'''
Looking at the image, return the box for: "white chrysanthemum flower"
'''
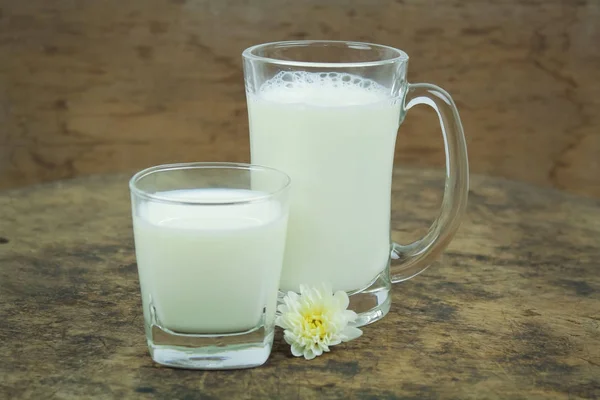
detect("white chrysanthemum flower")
[275,284,363,360]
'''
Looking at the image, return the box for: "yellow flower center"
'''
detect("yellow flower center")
[307,316,322,329]
[304,312,327,340]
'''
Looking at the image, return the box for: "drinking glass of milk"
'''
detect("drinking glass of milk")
[129,162,290,369]
[243,41,469,327]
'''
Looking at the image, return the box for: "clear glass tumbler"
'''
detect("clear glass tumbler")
[129,162,290,369]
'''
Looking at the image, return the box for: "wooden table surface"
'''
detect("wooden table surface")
[1,169,599,399]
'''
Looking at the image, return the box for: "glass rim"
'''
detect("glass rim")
[242,40,409,68]
[129,162,291,206]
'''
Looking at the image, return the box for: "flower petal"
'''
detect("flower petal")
[313,346,323,357]
[341,326,363,341]
[283,331,297,345]
[298,285,310,296]
[333,290,350,310]
[291,342,304,357]
[304,348,316,360]
[342,310,358,323]
[328,336,342,346]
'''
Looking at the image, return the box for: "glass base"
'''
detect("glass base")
[347,267,392,327]
[146,306,274,369]
[277,266,392,328]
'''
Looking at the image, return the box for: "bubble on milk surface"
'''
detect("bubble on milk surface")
[255,71,395,107]
[260,71,387,94]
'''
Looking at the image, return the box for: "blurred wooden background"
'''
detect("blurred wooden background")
[0,0,599,196]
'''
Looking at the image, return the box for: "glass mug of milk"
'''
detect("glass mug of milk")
[243,41,468,326]
[130,163,290,369]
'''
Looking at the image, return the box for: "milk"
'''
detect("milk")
[248,72,402,292]
[132,189,288,334]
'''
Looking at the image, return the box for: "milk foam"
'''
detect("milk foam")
[258,71,391,106]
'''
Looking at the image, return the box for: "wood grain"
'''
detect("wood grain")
[0,169,599,399]
[0,0,599,196]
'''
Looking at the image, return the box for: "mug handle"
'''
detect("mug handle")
[390,83,469,283]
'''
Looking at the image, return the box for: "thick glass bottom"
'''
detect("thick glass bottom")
[148,331,273,369]
[146,305,274,369]
[347,266,392,327]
